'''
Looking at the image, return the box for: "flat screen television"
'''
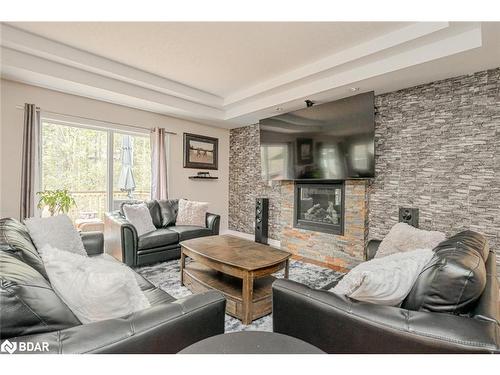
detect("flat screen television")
[260,92,375,180]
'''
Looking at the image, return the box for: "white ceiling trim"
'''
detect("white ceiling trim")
[0,22,491,128]
[1,24,223,107]
[1,47,225,119]
[225,23,483,122]
[223,22,449,106]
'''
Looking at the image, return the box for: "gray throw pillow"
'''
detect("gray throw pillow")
[122,203,156,236]
[25,214,87,257]
[375,223,445,258]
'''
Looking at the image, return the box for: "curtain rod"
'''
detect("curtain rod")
[15,105,177,135]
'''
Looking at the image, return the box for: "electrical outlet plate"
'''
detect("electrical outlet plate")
[399,207,419,228]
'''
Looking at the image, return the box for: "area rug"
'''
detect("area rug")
[135,258,344,332]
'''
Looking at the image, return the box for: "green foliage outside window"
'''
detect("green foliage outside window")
[37,189,77,216]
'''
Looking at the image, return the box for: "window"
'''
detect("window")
[40,118,151,221]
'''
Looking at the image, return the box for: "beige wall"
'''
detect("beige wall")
[0,79,230,230]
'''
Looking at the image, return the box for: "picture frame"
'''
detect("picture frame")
[296,138,314,165]
[183,133,218,170]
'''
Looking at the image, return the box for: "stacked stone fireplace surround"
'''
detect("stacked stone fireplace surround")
[229,68,500,271]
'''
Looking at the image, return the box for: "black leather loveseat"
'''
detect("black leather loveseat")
[0,218,226,354]
[272,230,500,353]
[104,199,220,267]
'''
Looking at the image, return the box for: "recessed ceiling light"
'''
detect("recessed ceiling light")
[350,87,360,92]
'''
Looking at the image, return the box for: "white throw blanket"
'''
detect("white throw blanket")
[332,248,434,306]
[39,244,150,323]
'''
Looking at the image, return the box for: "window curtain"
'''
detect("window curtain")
[20,103,41,219]
[150,127,168,200]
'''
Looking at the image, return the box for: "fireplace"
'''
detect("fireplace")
[293,181,344,235]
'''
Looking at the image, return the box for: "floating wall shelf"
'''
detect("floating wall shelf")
[189,176,219,180]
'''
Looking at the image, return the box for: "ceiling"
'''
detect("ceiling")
[1,22,499,128]
[8,22,410,97]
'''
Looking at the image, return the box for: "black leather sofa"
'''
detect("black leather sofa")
[272,230,500,353]
[104,199,220,267]
[0,218,226,354]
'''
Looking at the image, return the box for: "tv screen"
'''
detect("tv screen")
[260,92,375,180]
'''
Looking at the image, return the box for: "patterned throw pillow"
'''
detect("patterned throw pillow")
[175,199,209,227]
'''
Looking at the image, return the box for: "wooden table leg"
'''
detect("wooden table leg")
[242,272,254,325]
[180,250,186,285]
[284,258,289,279]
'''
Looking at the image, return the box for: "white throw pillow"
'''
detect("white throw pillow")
[332,248,434,306]
[375,222,445,258]
[39,244,150,323]
[25,214,87,257]
[176,199,209,227]
[122,203,156,236]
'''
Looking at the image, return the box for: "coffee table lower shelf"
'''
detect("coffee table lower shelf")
[182,262,275,323]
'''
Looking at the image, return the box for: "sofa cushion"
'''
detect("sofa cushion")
[131,271,175,304]
[138,228,179,249]
[169,225,212,242]
[0,248,81,339]
[402,230,488,314]
[0,218,49,280]
[157,199,179,227]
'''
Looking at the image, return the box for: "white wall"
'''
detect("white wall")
[0,79,230,230]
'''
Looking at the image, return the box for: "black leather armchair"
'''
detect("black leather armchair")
[272,233,500,354]
[104,199,220,267]
[0,218,226,354]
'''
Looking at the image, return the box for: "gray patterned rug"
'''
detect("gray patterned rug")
[135,258,344,332]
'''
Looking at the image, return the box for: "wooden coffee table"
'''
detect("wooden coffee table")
[180,235,291,324]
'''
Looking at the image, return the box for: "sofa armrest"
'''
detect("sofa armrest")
[4,290,226,354]
[104,211,138,266]
[80,231,104,256]
[206,212,220,235]
[272,279,500,354]
[366,239,381,260]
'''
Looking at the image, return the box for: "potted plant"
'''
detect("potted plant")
[37,189,77,216]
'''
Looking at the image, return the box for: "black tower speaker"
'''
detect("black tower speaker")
[255,198,269,244]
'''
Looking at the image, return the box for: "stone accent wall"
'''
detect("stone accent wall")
[229,67,500,269]
[280,180,368,270]
[229,124,282,240]
[370,68,500,258]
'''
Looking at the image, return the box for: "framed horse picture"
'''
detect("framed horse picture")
[183,133,218,170]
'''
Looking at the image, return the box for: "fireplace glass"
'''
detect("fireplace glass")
[294,182,344,235]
